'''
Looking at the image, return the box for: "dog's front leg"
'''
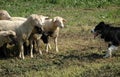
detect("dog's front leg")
[103,44,118,58]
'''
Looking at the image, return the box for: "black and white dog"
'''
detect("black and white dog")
[91,21,120,58]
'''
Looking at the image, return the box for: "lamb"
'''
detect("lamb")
[28,15,49,58]
[0,30,17,47]
[40,16,66,52]
[28,26,43,58]
[0,14,44,59]
[0,10,26,21]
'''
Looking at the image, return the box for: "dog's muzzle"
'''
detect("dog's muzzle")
[91,29,99,39]
[93,32,99,39]
[91,29,95,33]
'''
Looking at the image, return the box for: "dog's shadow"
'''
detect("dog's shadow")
[60,50,120,62]
[83,53,103,60]
[55,50,104,63]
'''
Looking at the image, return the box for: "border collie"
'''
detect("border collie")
[91,21,120,58]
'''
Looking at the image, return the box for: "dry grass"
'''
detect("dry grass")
[0,2,120,76]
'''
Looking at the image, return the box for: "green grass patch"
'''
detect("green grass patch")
[0,0,120,77]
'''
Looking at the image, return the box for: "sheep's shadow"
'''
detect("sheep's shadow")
[0,44,19,60]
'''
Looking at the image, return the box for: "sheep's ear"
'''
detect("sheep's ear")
[30,14,38,20]
[45,17,50,20]
[63,19,67,23]
[0,13,4,16]
[52,18,57,23]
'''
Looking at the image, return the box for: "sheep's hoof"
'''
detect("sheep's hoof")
[56,50,59,52]
[18,57,25,60]
[19,55,22,58]
[48,46,51,50]
[31,56,33,58]
[39,51,42,55]
[22,57,25,60]
[46,50,49,53]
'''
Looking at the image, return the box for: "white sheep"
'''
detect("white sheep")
[0,10,26,21]
[28,15,49,58]
[0,10,49,58]
[0,10,47,57]
[39,16,66,52]
[28,26,42,58]
[0,30,17,47]
[0,14,44,59]
[10,17,27,21]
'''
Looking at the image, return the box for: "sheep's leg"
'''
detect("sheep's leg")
[38,47,42,55]
[21,46,25,59]
[30,40,34,58]
[45,43,49,52]
[21,43,25,59]
[36,39,42,55]
[54,37,58,52]
[19,52,22,58]
[48,43,51,50]
[19,42,25,59]
[45,43,51,52]
[19,43,22,58]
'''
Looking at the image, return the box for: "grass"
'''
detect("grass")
[0,0,120,77]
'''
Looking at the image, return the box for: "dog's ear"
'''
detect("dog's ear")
[100,21,111,28]
[99,21,105,25]
[98,21,106,28]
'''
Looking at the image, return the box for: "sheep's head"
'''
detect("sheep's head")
[39,15,49,24]
[2,30,17,45]
[53,16,66,28]
[0,10,11,20]
[28,14,49,31]
[32,26,43,34]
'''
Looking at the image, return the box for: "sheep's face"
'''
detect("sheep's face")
[39,15,49,25]
[35,15,49,31]
[30,14,49,31]
[32,26,43,34]
[29,14,43,29]
[5,30,17,45]
[0,10,11,20]
[53,16,66,28]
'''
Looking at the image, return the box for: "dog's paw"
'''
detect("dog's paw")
[103,54,109,58]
